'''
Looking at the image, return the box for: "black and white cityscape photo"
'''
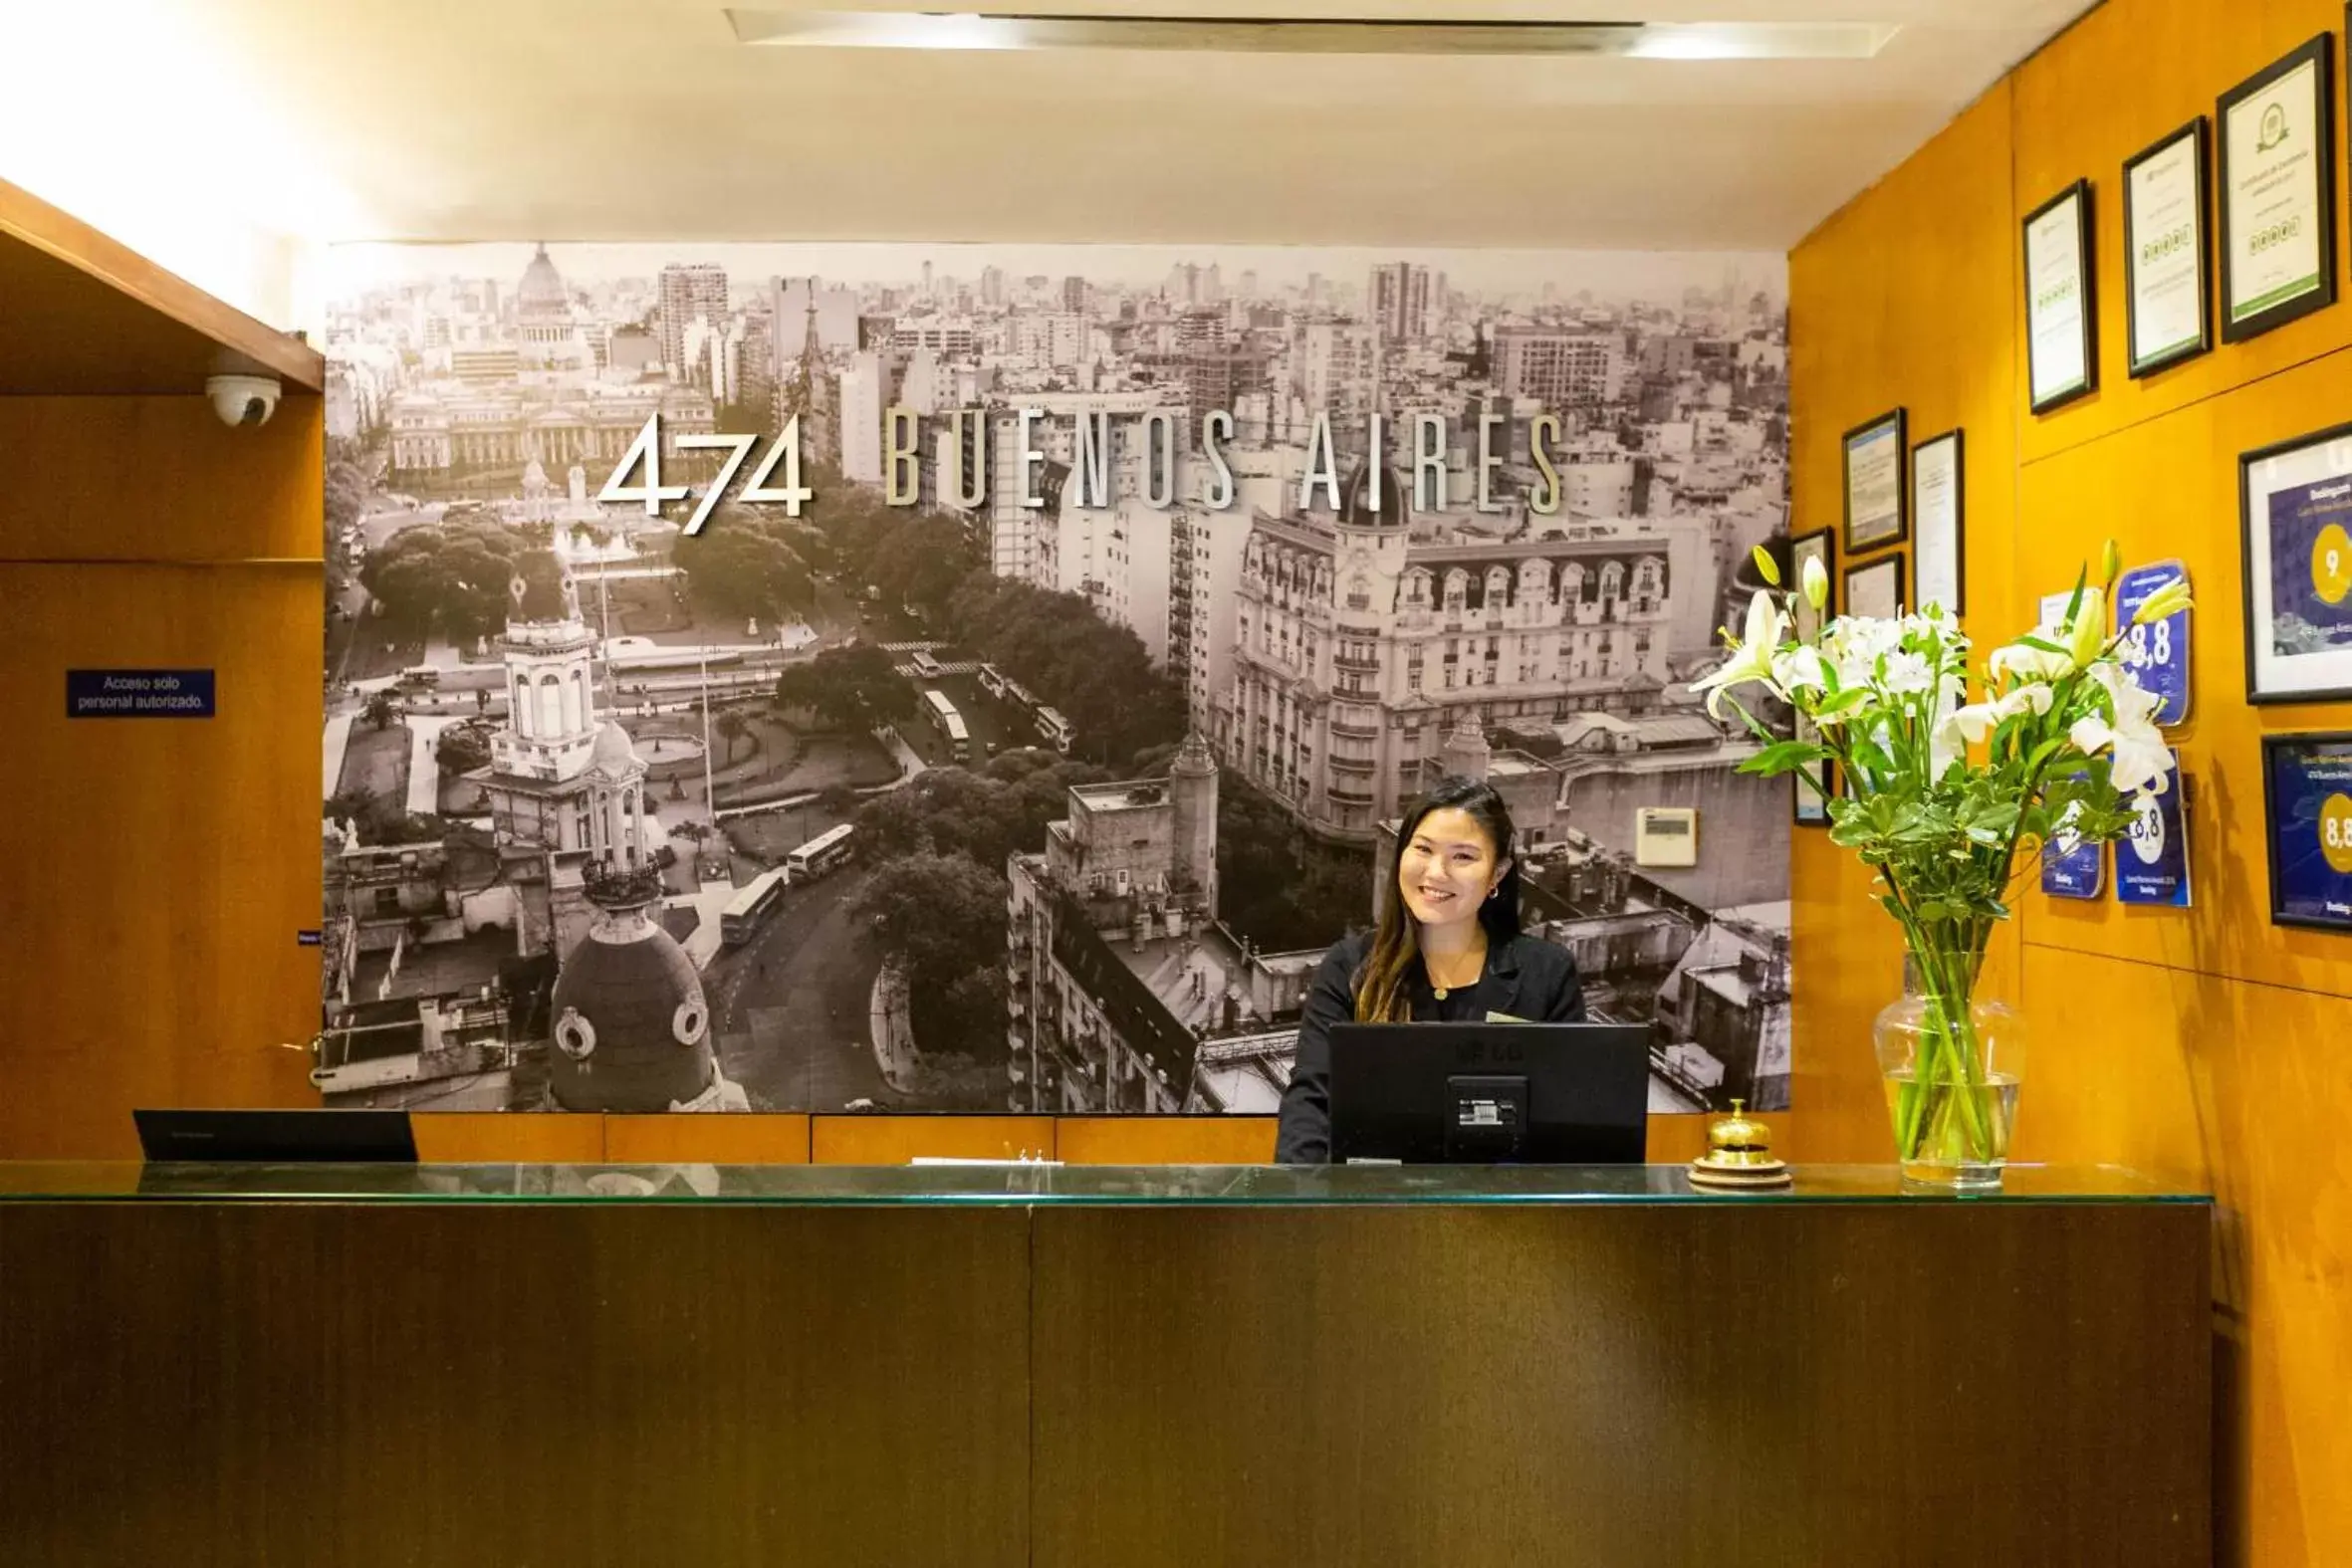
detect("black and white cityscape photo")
[314,241,1791,1117]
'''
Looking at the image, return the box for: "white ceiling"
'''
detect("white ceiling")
[21,0,2094,255]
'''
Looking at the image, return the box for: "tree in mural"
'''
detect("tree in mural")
[774,643,915,733]
[853,851,1017,1060]
[943,573,1186,766]
[673,512,814,622]
[360,517,531,640]
[714,708,751,763]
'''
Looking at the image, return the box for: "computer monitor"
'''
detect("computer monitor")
[1326,1022,1651,1164]
[133,1108,418,1164]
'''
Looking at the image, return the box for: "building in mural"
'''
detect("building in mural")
[1005,733,1321,1114]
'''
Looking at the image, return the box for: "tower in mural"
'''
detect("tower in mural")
[776,275,835,462]
[480,550,653,962]
[1167,729,1220,916]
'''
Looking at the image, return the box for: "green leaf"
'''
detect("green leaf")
[1739,740,1834,777]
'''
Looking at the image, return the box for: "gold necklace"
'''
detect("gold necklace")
[1427,943,1487,1000]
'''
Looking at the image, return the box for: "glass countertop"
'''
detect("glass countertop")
[0,1162,2209,1206]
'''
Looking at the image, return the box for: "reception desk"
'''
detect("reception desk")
[0,1163,2210,1567]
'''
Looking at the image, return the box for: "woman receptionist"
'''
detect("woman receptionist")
[1274,776,1585,1164]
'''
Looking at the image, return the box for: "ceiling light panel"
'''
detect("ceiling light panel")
[723,10,1899,59]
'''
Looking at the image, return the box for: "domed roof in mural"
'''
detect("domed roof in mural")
[517,243,571,319]
[1337,461,1411,530]
[548,908,715,1114]
[588,721,641,776]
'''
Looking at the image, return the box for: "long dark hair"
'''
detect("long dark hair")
[1353,775,1523,1022]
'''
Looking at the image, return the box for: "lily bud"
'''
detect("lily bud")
[2131,576,2193,626]
[1801,553,1829,613]
[2065,586,2108,668]
[2101,539,2122,585]
[1752,544,1781,587]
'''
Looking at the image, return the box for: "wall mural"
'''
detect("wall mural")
[317,241,1791,1116]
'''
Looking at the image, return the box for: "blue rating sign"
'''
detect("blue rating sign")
[2113,560,2192,726]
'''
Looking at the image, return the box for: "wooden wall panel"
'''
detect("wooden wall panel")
[2015,344,2352,998]
[1054,1115,1275,1165]
[2014,948,2351,1564]
[604,1113,811,1164]
[2011,0,2352,466]
[0,173,323,396]
[0,397,322,561]
[0,559,324,1158]
[1791,2,2352,1558]
[409,1113,607,1164]
[812,1115,1056,1165]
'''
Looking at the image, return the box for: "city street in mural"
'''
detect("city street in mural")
[316,241,1790,1116]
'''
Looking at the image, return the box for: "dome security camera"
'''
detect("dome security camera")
[205,373,281,428]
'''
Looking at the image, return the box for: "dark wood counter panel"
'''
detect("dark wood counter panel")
[0,1165,2210,1568]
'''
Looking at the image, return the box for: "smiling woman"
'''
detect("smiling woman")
[1273,775,1588,1164]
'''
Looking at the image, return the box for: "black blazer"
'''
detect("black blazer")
[1273,929,1587,1164]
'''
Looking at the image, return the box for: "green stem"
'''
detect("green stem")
[1887,914,1996,1165]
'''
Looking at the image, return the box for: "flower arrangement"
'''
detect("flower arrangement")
[1696,542,2191,1183]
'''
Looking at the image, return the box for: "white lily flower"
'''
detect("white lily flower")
[2073,665,2172,794]
[1999,682,2055,719]
[1930,690,1998,777]
[1822,615,1902,685]
[1881,650,1935,695]
[1947,701,2006,746]
[1691,587,1787,719]
[1771,644,1827,695]
[1989,640,2073,683]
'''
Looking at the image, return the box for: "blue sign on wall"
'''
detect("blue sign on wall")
[2113,560,2192,726]
[2264,734,2352,931]
[2041,773,2105,900]
[2115,752,2191,907]
[2041,827,2104,899]
[66,669,215,718]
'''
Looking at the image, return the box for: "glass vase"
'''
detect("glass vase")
[1872,945,2025,1191]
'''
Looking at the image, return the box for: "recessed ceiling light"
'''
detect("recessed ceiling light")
[723,10,1900,60]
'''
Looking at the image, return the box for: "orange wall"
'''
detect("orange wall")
[1789,3,2352,1561]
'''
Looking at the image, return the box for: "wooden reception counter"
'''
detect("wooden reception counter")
[0,1163,2210,1567]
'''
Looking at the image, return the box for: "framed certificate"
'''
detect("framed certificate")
[2260,731,2352,931]
[1910,428,1965,617]
[2218,34,2336,342]
[2023,180,2097,413]
[1843,555,1904,621]
[2123,118,2213,375]
[2240,420,2352,702]
[1790,530,1835,642]
[1841,409,1907,555]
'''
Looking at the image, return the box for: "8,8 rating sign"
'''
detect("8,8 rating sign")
[2114,560,2193,726]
